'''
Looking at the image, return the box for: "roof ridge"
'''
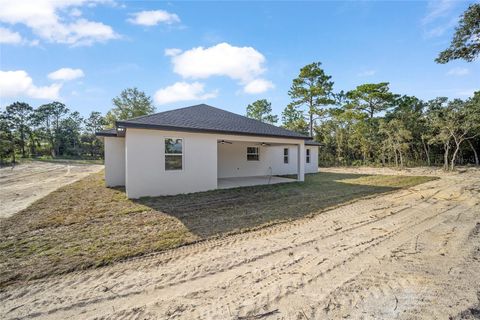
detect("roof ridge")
[115,103,310,139]
[117,104,212,123]
[180,104,294,132]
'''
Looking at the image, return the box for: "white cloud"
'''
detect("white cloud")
[0,27,22,44]
[164,48,182,57]
[166,42,273,93]
[70,8,82,17]
[0,0,119,46]
[0,27,38,46]
[0,70,61,100]
[421,0,459,38]
[127,10,180,26]
[446,67,470,76]
[422,0,455,25]
[243,79,274,94]
[168,43,265,82]
[154,82,217,105]
[357,69,376,77]
[48,68,85,81]
[424,17,457,38]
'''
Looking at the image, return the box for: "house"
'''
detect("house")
[96,104,320,198]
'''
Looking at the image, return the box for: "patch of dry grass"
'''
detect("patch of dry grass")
[0,172,196,287]
[0,171,436,287]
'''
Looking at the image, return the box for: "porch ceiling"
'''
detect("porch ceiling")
[217,139,299,146]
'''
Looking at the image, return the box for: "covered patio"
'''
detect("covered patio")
[217,175,297,189]
[216,136,305,191]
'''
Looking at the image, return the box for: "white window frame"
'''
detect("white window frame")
[247,146,260,161]
[164,137,184,171]
[306,148,311,164]
[283,148,289,164]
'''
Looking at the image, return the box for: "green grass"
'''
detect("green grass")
[2,156,104,166]
[32,156,104,165]
[0,171,436,287]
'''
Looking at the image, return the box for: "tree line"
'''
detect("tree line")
[246,71,479,170]
[0,102,106,164]
[0,88,155,165]
[1,4,478,169]
[246,4,480,170]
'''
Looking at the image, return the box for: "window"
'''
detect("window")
[283,148,289,164]
[165,138,183,170]
[247,147,259,161]
[306,148,311,164]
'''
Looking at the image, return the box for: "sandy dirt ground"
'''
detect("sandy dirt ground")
[0,161,103,219]
[1,167,479,319]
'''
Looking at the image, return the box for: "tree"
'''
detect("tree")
[288,62,335,137]
[84,111,106,134]
[32,103,56,156]
[346,83,398,119]
[387,96,429,165]
[0,101,109,160]
[466,91,480,166]
[379,119,412,167]
[246,99,278,124]
[0,111,15,164]
[425,97,480,170]
[281,104,309,135]
[49,102,69,156]
[106,88,155,127]
[31,102,72,157]
[446,96,480,170]
[427,97,452,170]
[5,102,33,158]
[436,4,480,63]
[59,111,83,156]
[84,112,106,157]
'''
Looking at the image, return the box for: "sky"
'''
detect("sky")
[0,0,479,119]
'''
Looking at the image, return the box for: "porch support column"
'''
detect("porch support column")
[297,142,305,181]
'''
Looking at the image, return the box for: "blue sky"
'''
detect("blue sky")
[1,0,478,119]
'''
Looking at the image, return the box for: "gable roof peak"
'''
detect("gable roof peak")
[115,103,310,140]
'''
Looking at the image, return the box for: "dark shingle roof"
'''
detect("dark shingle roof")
[305,140,322,146]
[95,128,118,137]
[116,104,310,140]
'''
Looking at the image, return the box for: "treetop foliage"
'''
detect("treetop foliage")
[106,87,155,127]
[345,82,399,119]
[288,62,336,136]
[246,99,278,124]
[436,3,480,63]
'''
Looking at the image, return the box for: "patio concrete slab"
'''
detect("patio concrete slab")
[217,175,296,189]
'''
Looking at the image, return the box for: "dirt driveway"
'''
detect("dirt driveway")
[0,161,103,218]
[1,167,479,319]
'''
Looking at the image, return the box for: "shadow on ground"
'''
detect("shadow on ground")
[135,172,412,238]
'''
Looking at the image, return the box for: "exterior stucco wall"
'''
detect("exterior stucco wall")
[267,146,299,176]
[122,128,307,198]
[217,139,309,178]
[305,146,319,173]
[218,142,273,178]
[268,146,318,175]
[104,137,125,187]
[125,128,218,198]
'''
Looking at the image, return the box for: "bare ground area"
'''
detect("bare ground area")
[0,170,433,286]
[0,160,103,218]
[1,167,479,319]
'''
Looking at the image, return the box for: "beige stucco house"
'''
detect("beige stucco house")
[97,104,320,198]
